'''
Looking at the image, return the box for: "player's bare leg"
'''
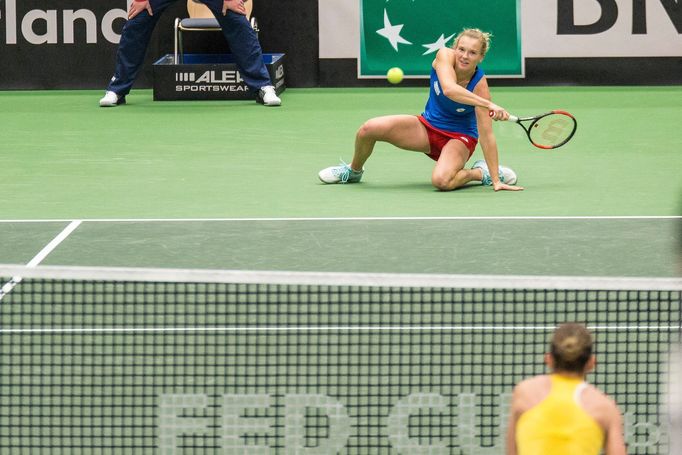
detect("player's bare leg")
[350,115,429,171]
[319,115,429,184]
[431,139,476,191]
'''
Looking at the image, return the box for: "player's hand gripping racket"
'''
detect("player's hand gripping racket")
[492,110,577,149]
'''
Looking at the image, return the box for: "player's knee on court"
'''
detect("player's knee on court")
[431,170,456,191]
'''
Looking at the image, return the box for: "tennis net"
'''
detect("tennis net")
[1,265,681,454]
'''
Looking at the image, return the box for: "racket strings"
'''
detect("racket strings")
[529,114,576,148]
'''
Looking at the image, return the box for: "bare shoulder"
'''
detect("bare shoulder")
[512,375,551,414]
[581,384,623,426]
[519,374,549,387]
[584,384,618,408]
[436,47,455,59]
[433,47,456,66]
[514,375,550,397]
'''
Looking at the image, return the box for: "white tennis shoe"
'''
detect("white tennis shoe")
[99,91,125,107]
[258,86,281,106]
[472,160,517,186]
[318,163,364,184]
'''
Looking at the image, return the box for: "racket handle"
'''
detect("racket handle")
[488,110,518,122]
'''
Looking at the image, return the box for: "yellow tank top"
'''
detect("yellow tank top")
[516,374,605,455]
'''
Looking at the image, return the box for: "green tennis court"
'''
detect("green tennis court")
[1,87,681,454]
[1,87,681,275]
[0,217,679,277]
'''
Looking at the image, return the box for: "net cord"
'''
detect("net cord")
[1,264,680,291]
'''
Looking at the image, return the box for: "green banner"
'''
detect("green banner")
[360,0,522,78]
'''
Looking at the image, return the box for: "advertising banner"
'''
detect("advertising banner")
[523,0,682,57]
[152,53,285,101]
[0,0,184,89]
[359,0,522,78]
[0,0,127,88]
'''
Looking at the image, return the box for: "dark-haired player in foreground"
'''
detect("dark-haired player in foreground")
[506,323,626,455]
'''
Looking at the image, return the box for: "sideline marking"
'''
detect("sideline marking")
[0,220,82,301]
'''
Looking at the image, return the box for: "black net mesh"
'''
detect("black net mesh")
[0,275,679,454]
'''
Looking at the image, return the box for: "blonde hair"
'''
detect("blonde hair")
[550,323,593,373]
[452,28,492,56]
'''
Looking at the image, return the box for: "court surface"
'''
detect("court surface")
[1,87,681,276]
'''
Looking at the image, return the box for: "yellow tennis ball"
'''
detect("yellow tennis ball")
[387,67,404,84]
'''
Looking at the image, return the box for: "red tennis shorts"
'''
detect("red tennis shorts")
[417,115,478,162]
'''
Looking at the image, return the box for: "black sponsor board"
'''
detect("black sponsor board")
[153,53,285,101]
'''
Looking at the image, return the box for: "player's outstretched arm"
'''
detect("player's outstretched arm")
[604,400,627,455]
[474,84,523,191]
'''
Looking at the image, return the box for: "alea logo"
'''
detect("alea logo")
[0,0,127,45]
[174,70,249,93]
[175,70,245,84]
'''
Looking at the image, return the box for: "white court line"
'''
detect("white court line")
[0,325,680,334]
[0,216,680,223]
[0,220,81,301]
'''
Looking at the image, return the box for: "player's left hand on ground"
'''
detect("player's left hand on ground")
[128,0,153,19]
[493,181,524,192]
[223,0,247,15]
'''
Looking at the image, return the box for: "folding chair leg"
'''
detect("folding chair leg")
[178,30,184,64]
[174,18,180,64]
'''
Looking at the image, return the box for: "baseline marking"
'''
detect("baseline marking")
[0,216,680,223]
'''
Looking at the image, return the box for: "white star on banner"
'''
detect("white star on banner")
[422,33,455,55]
[376,9,412,52]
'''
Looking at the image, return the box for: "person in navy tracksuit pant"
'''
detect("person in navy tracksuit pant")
[100,0,281,106]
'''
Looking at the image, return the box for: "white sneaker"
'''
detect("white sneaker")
[471,160,517,185]
[318,163,364,184]
[99,91,124,107]
[258,85,281,106]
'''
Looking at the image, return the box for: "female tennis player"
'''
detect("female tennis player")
[318,28,523,191]
[506,323,626,455]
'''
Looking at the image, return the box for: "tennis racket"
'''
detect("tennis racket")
[492,110,577,149]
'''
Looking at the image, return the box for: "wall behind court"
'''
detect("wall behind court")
[0,0,680,89]
[0,0,180,89]
[0,0,316,90]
